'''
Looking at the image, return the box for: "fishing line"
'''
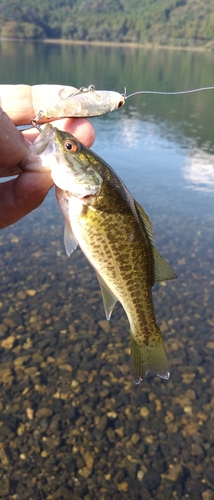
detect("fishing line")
[125,86,214,99]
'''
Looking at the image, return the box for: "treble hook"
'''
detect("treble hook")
[31,114,43,132]
[59,84,96,101]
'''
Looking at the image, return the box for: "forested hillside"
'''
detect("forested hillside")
[0,0,213,48]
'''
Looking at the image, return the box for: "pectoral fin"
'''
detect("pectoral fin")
[64,222,79,257]
[134,199,176,284]
[96,273,117,321]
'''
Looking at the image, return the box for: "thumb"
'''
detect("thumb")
[0,107,29,175]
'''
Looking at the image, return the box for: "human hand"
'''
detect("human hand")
[0,85,95,229]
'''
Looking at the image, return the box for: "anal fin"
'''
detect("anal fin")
[96,273,117,321]
[64,222,79,257]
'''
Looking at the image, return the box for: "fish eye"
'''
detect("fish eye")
[118,100,124,108]
[64,140,78,152]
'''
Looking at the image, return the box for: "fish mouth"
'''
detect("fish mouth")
[78,193,95,204]
[65,191,95,201]
[81,194,93,200]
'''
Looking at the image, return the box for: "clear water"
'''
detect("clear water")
[0,41,214,500]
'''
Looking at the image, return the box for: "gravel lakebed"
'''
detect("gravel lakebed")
[0,198,214,500]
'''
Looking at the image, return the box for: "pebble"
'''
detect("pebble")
[17,291,27,300]
[181,373,196,383]
[107,411,117,419]
[17,423,26,436]
[26,289,37,296]
[162,463,184,482]
[140,407,150,418]
[42,436,61,448]
[98,319,111,333]
[202,490,214,500]
[164,410,174,423]
[36,407,53,419]
[3,317,16,328]
[205,468,214,486]
[26,408,34,420]
[206,342,214,349]
[83,451,94,469]
[137,470,145,481]
[131,432,140,444]
[52,485,72,499]
[143,469,161,490]
[1,336,15,349]
[0,446,10,466]
[117,481,129,492]
[155,399,162,411]
[191,442,204,456]
[0,478,10,495]
[58,363,72,372]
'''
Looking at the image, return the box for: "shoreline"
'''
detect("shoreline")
[0,36,212,52]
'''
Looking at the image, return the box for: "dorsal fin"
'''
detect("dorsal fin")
[134,200,154,241]
[134,200,176,284]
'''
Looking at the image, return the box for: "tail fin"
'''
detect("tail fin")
[131,327,170,384]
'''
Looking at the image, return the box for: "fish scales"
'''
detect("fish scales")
[71,185,157,347]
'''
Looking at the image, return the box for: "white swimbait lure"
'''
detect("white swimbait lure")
[32,84,126,124]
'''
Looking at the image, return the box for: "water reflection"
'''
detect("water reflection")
[183,149,214,192]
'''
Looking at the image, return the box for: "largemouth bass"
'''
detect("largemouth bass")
[23,124,176,384]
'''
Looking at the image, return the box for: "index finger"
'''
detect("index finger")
[0,84,78,126]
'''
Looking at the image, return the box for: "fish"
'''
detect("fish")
[22,124,176,383]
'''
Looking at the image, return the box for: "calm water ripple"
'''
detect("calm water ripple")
[0,41,214,500]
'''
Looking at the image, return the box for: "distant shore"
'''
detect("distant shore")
[0,36,212,52]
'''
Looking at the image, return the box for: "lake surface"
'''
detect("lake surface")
[0,40,214,500]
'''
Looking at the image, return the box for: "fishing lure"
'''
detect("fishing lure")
[32,84,126,125]
[31,83,214,125]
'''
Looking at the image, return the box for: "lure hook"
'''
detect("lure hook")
[59,84,96,101]
[31,114,43,132]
